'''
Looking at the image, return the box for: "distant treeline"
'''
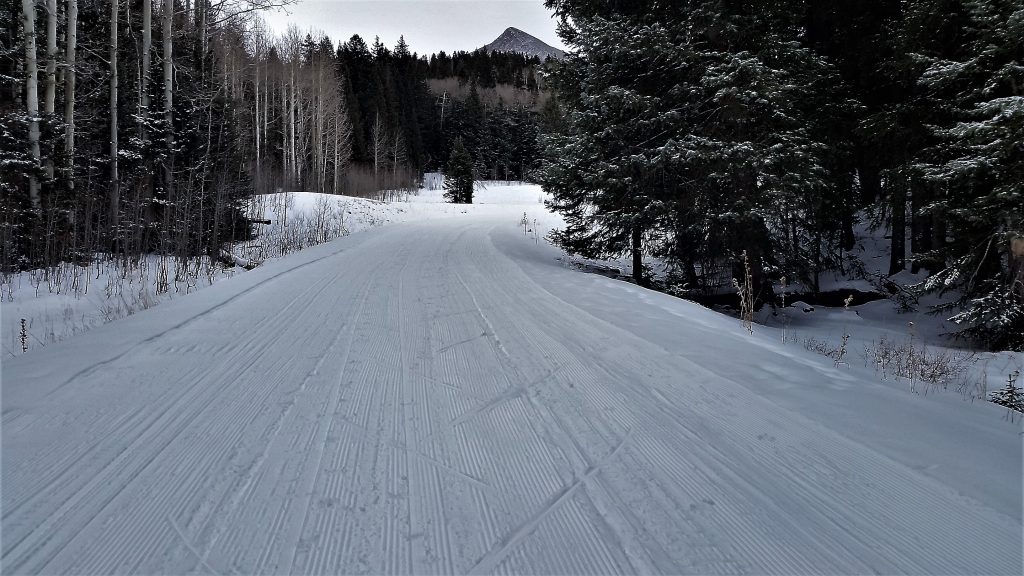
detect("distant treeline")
[1,0,559,270]
[332,35,557,180]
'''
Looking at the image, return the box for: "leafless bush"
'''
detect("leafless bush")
[861,336,977,394]
[240,196,352,264]
[804,336,845,360]
[733,250,754,334]
[426,78,545,109]
[19,319,28,353]
[342,164,417,201]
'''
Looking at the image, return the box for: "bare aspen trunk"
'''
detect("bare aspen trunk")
[391,133,403,182]
[313,69,320,190]
[296,82,303,187]
[254,59,260,186]
[163,0,173,207]
[135,0,153,230]
[44,0,56,182]
[289,66,296,186]
[281,78,287,182]
[140,0,150,132]
[372,112,383,183]
[44,0,56,114]
[198,0,207,67]
[22,0,42,213]
[317,69,325,191]
[109,0,119,234]
[333,114,339,192]
[64,0,76,192]
[262,61,268,181]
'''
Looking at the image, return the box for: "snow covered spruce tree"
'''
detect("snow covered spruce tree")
[908,0,1023,350]
[444,137,475,204]
[543,0,850,294]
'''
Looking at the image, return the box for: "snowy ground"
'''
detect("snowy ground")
[1,183,553,357]
[2,183,1022,574]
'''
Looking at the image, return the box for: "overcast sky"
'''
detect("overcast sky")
[262,1,566,56]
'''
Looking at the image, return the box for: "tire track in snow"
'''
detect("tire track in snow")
[468,432,631,575]
[43,269,357,574]
[33,242,361,401]
[453,254,634,573]
[497,225,1021,574]
[4,217,1020,575]
[3,266,343,527]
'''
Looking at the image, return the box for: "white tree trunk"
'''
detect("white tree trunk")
[333,114,339,192]
[198,0,207,64]
[289,66,296,185]
[163,0,173,204]
[372,112,385,184]
[262,61,268,179]
[44,0,56,115]
[254,59,260,185]
[64,0,76,192]
[140,0,150,136]
[109,0,119,231]
[281,78,287,182]
[43,0,57,182]
[316,66,324,191]
[22,0,42,213]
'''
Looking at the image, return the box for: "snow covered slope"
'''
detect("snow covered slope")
[2,185,1021,575]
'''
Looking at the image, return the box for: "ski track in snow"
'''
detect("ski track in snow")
[3,208,1022,575]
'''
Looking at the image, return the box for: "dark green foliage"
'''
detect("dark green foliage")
[427,49,543,89]
[444,138,475,204]
[543,0,1023,350]
[543,1,852,294]
[336,36,549,178]
[911,0,1024,348]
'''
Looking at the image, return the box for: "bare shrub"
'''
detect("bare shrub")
[20,319,28,353]
[861,336,977,393]
[732,250,754,334]
[804,336,844,360]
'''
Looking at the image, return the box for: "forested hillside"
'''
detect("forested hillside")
[1,2,552,272]
[5,0,1018,350]
[543,0,1023,350]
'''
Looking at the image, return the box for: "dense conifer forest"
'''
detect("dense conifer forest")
[542,0,1022,349]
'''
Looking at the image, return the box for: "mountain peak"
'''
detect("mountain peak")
[484,28,565,60]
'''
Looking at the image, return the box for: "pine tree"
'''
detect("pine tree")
[910,0,1024,349]
[990,371,1023,413]
[543,1,845,292]
[444,137,474,204]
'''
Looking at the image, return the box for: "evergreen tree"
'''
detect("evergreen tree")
[543,1,846,292]
[990,370,1022,413]
[911,0,1024,349]
[444,137,475,204]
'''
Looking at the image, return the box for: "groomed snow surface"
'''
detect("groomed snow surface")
[2,184,1022,575]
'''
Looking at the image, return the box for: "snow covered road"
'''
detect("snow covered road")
[3,209,1022,574]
